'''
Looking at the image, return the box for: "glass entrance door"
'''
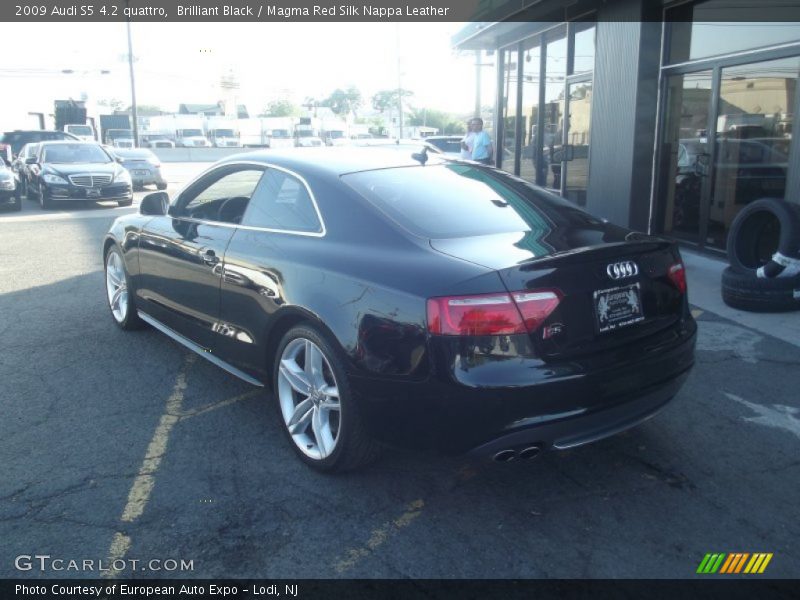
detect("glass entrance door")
[660,70,714,243]
[562,80,593,206]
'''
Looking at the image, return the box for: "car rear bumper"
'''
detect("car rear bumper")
[351,319,696,456]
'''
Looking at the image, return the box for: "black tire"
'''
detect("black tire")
[39,186,53,210]
[117,198,133,207]
[721,267,800,312]
[272,324,381,473]
[104,245,145,330]
[156,182,167,191]
[726,198,800,276]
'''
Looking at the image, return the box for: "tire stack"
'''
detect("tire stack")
[722,198,800,312]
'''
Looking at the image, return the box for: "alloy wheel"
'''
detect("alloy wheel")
[105,251,128,323]
[277,338,341,460]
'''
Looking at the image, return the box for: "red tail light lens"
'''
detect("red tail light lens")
[427,290,561,336]
[668,262,687,294]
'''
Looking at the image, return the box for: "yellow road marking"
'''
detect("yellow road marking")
[334,499,424,573]
[179,390,260,420]
[122,355,195,522]
[103,355,195,578]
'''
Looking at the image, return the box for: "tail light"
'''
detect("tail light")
[427,290,561,336]
[668,262,687,294]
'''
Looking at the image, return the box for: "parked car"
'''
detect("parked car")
[11,143,38,198]
[141,135,176,149]
[102,148,696,472]
[0,129,79,159]
[26,141,133,209]
[423,135,463,157]
[0,157,21,211]
[109,147,167,191]
[104,129,135,149]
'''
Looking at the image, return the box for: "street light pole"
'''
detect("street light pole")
[125,1,139,147]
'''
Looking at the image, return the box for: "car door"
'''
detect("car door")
[215,166,325,380]
[137,164,266,350]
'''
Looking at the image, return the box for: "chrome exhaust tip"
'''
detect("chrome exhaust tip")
[493,449,517,462]
[518,445,542,460]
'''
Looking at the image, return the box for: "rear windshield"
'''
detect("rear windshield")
[343,164,574,239]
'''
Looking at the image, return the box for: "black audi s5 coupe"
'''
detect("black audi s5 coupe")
[27,141,133,209]
[103,149,696,472]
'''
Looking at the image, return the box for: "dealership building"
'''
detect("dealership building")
[453,0,800,253]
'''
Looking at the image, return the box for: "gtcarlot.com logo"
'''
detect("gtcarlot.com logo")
[697,552,773,574]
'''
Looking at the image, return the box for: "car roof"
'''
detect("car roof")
[217,147,451,176]
[39,140,101,146]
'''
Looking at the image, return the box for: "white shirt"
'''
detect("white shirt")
[460,131,476,159]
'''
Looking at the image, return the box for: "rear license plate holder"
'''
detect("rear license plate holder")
[594,282,644,333]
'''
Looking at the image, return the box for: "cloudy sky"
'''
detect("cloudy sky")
[0,22,497,129]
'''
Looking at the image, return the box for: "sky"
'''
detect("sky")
[0,22,497,130]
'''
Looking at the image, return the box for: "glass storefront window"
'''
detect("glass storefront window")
[668,1,800,64]
[571,23,595,75]
[520,42,541,184]
[544,31,566,189]
[707,56,798,248]
[501,48,519,171]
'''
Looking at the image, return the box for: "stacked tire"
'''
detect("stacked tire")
[723,198,800,312]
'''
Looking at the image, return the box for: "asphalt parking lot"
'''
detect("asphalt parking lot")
[1,162,798,579]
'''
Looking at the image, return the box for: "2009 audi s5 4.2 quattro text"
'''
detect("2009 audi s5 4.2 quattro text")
[102,148,696,472]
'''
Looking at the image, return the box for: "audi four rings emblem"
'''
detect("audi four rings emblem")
[607,261,639,280]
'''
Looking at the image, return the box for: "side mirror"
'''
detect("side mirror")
[140,191,169,216]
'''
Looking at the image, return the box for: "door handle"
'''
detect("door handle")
[202,249,219,266]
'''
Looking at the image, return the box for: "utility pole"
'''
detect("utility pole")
[395,24,404,139]
[474,50,481,118]
[125,0,139,147]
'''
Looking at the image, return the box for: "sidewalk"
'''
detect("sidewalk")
[682,249,800,348]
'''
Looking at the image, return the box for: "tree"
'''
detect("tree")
[126,104,164,116]
[409,108,467,135]
[324,86,362,117]
[97,98,125,112]
[371,89,413,113]
[259,100,299,118]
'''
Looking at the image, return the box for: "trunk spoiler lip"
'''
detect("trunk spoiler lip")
[506,239,676,272]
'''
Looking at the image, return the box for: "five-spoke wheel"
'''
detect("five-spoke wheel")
[104,246,143,330]
[274,325,380,471]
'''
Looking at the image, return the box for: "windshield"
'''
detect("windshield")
[271,129,290,138]
[343,164,593,239]
[42,144,112,164]
[108,130,133,139]
[296,130,314,137]
[180,129,203,137]
[328,131,344,139]
[213,129,235,137]
[68,125,93,136]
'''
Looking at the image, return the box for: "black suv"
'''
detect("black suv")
[0,130,79,159]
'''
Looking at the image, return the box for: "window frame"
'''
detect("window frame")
[239,166,324,235]
[169,161,327,238]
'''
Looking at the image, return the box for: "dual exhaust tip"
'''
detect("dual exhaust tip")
[493,445,542,462]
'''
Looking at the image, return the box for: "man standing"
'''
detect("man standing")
[470,118,493,165]
[460,119,475,159]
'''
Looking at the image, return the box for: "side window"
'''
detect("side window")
[181,168,264,223]
[240,169,323,233]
